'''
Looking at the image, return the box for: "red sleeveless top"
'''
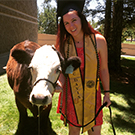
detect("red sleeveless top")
[57,47,103,127]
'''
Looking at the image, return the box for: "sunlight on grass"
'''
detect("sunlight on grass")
[121,55,135,60]
[123,41,135,45]
[111,93,129,108]
[107,91,135,135]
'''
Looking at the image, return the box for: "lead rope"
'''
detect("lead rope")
[38,106,40,135]
[89,35,116,135]
[64,38,70,126]
[64,75,68,126]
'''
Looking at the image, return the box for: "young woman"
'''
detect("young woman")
[55,1,111,135]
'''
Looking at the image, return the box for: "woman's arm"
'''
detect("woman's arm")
[96,34,111,107]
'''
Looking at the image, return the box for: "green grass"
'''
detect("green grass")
[0,56,135,135]
[0,74,18,134]
[123,41,135,45]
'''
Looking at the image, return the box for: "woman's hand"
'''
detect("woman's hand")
[103,92,111,107]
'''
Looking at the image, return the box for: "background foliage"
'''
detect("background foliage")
[38,1,57,34]
[38,0,135,72]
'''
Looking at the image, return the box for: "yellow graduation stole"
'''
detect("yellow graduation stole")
[65,34,98,132]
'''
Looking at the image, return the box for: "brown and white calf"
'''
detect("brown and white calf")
[6,40,81,135]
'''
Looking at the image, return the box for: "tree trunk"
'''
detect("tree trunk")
[104,0,112,41]
[109,0,123,72]
[104,0,112,72]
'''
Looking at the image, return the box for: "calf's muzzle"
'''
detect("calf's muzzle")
[32,94,48,106]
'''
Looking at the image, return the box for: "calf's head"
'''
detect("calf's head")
[12,44,81,107]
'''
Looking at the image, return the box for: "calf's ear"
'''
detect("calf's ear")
[11,49,33,65]
[53,48,81,74]
[62,56,81,74]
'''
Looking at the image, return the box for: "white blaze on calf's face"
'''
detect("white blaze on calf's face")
[29,45,61,105]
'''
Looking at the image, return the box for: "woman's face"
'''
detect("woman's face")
[63,11,83,37]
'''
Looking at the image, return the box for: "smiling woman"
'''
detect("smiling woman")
[63,11,83,44]
[55,0,111,135]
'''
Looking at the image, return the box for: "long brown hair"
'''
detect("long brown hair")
[55,11,100,57]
